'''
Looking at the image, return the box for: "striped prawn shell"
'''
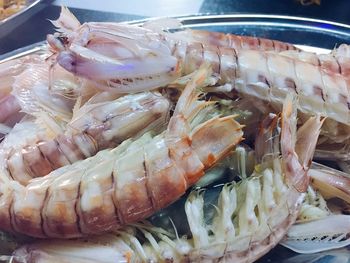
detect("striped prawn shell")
[170,42,350,125]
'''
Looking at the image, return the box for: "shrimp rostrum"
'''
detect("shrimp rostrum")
[0,66,243,239]
[12,95,323,262]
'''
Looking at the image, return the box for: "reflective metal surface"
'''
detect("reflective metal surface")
[0,0,41,24]
[130,14,350,49]
[1,14,350,263]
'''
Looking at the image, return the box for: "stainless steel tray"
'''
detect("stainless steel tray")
[0,0,41,24]
[0,0,44,39]
[1,14,350,263]
[133,14,350,48]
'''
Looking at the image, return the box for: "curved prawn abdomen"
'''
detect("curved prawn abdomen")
[0,66,243,238]
[3,91,170,186]
[11,96,322,262]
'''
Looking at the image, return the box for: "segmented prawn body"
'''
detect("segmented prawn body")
[0,44,172,185]
[12,95,323,262]
[2,91,170,185]
[49,7,350,155]
[48,8,300,92]
[0,66,243,238]
[1,7,350,262]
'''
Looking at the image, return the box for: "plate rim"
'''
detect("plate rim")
[2,13,350,62]
[126,13,350,30]
[0,0,42,25]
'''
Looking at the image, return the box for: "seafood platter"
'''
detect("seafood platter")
[0,6,350,263]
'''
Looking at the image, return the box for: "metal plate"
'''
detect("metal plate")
[0,0,45,40]
[0,0,41,24]
[1,14,350,263]
[136,14,350,48]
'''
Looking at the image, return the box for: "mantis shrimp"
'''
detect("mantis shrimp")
[0,6,349,262]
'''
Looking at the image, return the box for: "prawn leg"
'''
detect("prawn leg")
[12,95,322,262]
[3,91,170,185]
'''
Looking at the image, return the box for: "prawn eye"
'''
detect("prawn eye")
[58,36,69,46]
[46,34,69,52]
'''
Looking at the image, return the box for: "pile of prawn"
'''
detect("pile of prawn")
[0,6,350,263]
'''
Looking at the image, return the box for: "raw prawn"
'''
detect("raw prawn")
[11,94,322,262]
[0,66,243,238]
